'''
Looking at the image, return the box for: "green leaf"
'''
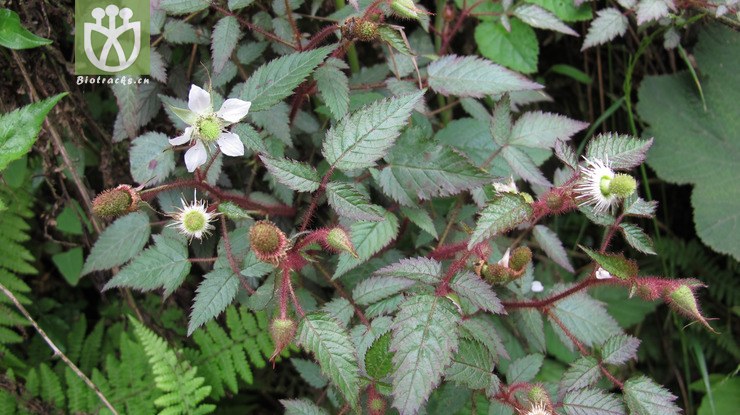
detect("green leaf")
[129,132,176,186]
[460,316,509,363]
[469,193,532,249]
[0,93,66,171]
[549,290,623,349]
[82,212,151,275]
[562,388,626,415]
[159,0,210,14]
[513,309,545,353]
[281,399,329,415]
[188,269,240,336]
[580,246,639,279]
[505,353,543,384]
[623,375,681,415]
[445,339,496,390]
[501,145,550,186]
[697,377,740,415]
[475,18,539,74]
[390,294,461,415]
[377,132,492,206]
[514,5,578,36]
[297,313,360,407]
[373,256,442,284]
[525,0,593,22]
[0,9,52,49]
[638,24,740,260]
[585,133,654,170]
[326,182,386,221]
[291,358,328,389]
[229,0,255,10]
[582,8,629,51]
[619,223,656,255]
[104,229,191,297]
[560,356,601,392]
[378,26,413,56]
[333,213,399,279]
[352,276,416,306]
[533,225,574,272]
[211,16,241,74]
[427,55,541,97]
[601,334,640,366]
[623,196,657,218]
[509,111,588,148]
[449,271,504,314]
[163,19,199,44]
[51,247,84,286]
[322,91,424,171]
[400,207,438,238]
[260,155,321,193]
[314,59,350,120]
[239,46,334,111]
[365,332,394,379]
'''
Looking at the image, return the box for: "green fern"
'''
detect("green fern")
[185,305,291,399]
[131,317,216,415]
[0,183,34,369]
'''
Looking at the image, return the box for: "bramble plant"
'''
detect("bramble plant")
[2,0,737,414]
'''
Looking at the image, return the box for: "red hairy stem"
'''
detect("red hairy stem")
[279,267,292,319]
[600,213,625,253]
[300,168,335,232]
[305,24,340,50]
[220,217,255,294]
[285,268,306,317]
[501,277,616,309]
[428,241,468,260]
[439,0,486,55]
[316,263,371,326]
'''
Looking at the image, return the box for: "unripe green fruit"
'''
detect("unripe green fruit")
[197,116,221,141]
[92,185,139,218]
[481,263,512,285]
[269,317,296,360]
[326,228,358,257]
[609,173,637,199]
[527,384,549,406]
[249,220,288,264]
[509,246,532,272]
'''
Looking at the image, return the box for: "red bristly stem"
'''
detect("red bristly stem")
[304,24,340,50]
[501,277,616,309]
[279,267,292,319]
[300,168,334,232]
[600,213,625,253]
[139,179,296,217]
[220,217,256,295]
[316,263,371,326]
[439,0,486,55]
[210,3,298,50]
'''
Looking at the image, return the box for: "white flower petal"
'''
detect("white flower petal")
[595,267,612,280]
[216,99,252,123]
[217,132,245,157]
[169,126,193,145]
[188,85,212,115]
[184,141,208,172]
[497,248,511,267]
[531,281,544,293]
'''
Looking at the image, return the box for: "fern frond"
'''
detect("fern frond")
[131,317,215,415]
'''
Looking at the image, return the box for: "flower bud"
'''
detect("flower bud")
[325,227,358,258]
[269,317,296,361]
[481,263,513,285]
[665,284,715,332]
[608,173,637,199]
[391,0,422,20]
[92,185,139,218]
[368,395,386,415]
[249,220,288,265]
[528,384,550,406]
[509,246,532,272]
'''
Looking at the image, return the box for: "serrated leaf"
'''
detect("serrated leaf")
[160,0,210,14]
[229,0,254,10]
[427,55,541,97]
[373,257,442,284]
[582,8,628,51]
[103,230,190,297]
[352,316,394,375]
[475,18,539,74]
[533,225,574,272]
[390,295,461,415]
[326,182,385,221]
[514,5,578,36]
[513,309,545,352]
[636,0,674,25]
[297,313,360,407]
[163,19,199,44]
[505,354,543,384]
[501,145,550,186]
[562,388,626,415]
[334,213,399,279]
[323,298,354,327]
[445,339,495,389]
[322,91,424,171]
[556,140,579,170]
[509,111,588,148]
[212,16,241,74]
[239,46,334,111]
[188,268,239,335]
[623,196,657,217]
[601,334,640,365]
[291,358,328,389]
[585,133,654,170]
[469,193,533,249]
[378,26,413,56]
[315,62,349,119]
[82,212,151,275]
[450,271,503,314]
[400,207,438,238]
[0,93,66,171]
[619,223,656,255]
[281,398,329,415]
[549,290,623,349]
[129,132,176,186]
[580,246,639,279]
[0,9,52,49]
[623,375,681,415]
[377,133,492,206]
[459,316,509,363]
[561,356,601,392]
[260,155,321,192]
[365,332,394,379]
[352,276,416,306]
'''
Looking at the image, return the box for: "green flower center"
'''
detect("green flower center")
[197,117,221,142]
[609,174,637,199]
[182,210,207,233]
[599,176,613,196]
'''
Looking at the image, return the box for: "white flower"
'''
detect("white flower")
[169,85,252,172]
[169,197,216,241]
[531,280,544,293]
[574,157,617,214]
[497,248,511,267]
[523,401,552,415]
[595,267,612,280]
